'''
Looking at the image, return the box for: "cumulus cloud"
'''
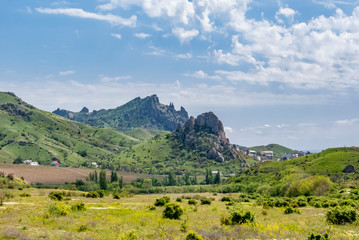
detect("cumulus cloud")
[183,70,222,80]
[99,75,132,82]
[172,27,199,43]
[111,33,122,39]
[36,8,137,27]
[59,70,75,76]
[134,33,150,39]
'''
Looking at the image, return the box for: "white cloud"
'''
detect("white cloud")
[183,70,222,80]
[172,28,199,43]
[224,126,233,133]
[59,70,75,76]
[111,33,122,39]
[275,7,297,23]
[100,75,132,82]
[35,8,137,27]
[175,52,192,59]
[134,33,150,39]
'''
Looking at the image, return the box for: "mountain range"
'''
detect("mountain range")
[53,94,189,132]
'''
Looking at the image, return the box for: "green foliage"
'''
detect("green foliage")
[46,203,68,217]
[185,231,203,240]
[326,206,357,225]
[49,191,65,201]
[13,156,23,164]
[188,199,197,205]
[19,193,31,197]
[71,202,86,212]
[200,198,212,205]
[307,232,330,240]
[287,176,333,197]
[284,207,301,214]
[154,196,170,206]
[86,191,100,198]
[162,203,184,220]
[221,210,255,225]
[99,170,107,190]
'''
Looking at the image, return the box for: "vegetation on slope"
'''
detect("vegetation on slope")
[0,92,139,166]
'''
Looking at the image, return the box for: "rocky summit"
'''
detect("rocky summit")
[53,94,189,132]
[175,112,239,162]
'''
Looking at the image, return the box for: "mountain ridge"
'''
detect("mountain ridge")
[53,94,189,132]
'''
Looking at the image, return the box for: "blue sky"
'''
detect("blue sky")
[1,0,359,151]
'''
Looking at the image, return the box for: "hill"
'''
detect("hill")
[250,143,298,159]
[230,147,359,195]
[53,94,189,132]
[113,112,245,175]
[0,92,139,167]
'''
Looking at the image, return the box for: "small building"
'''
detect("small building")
[30,162,39,166]
[248,150,257,155]
[23,160,32,164]
[211,171,223,176]
[91,162,98,167]
[261,151,273,157]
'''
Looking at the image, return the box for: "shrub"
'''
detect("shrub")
[200,198,212,205]
[221,196,232,202]
[47,203,68,217]
[176,197,182,202]
[326,206,357,225]
[284,207,300,214]
[221,210,255,225]
[188,199,197,205]
[71,202,86,212]
[19,193,31,197]
[163,203,183,220]
[154,196,170,206]
[113,192,121,199]
[307,232,330,240]
[49,191,65,201]
[186,231,203,240]
[86,191,100,198]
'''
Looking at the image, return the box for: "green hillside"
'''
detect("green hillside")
[0,92,139,167]
[124,129,169,141]
[231,147,359,195]
[250,143,297,158]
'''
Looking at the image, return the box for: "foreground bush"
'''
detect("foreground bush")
[186,231,203,240]
[284,207,301,214]
[49,191,65,201]
[307,232,330,240]
[46,203,68,217]
[71,202,86,212]
[326,206,357,225]
[154,196,170,206]
[221,210,255,225]
[163,203,183,219]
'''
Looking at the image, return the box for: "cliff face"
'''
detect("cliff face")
[175,112,239,162]
[53,95,189,132]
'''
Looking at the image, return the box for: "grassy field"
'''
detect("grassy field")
[0,188,358,239]
[0,164,155,185]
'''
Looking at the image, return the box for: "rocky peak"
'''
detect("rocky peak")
[175,112,239,163]
[80,107,89,113]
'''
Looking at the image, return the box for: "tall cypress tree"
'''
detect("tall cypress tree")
[99,170,107,190]
[214,171,221,184]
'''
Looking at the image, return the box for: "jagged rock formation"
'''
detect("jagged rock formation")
[175,112,240,162]
[53,94,189,132]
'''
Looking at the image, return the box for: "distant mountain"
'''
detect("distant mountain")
[0,92,139,166]
[53,94,189,132]
[114,112,245,175]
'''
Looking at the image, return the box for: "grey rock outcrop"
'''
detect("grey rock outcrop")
[175,112,239,162]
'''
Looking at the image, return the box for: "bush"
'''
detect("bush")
[49,191,66,201]
[86,191,100,198]
[221,196,232,202]
[186,231,203,240]
[221,210,255,225]
[188,199,197,205]
[19,193,31,197]
[176,197,182,202]
[163,203,184,219]
[200,198,212,205]
[113,192,121,199]
[154,196,170,206]
[71,202,86,212]
[307,232,330,240]
[47,203,68,217]
[284,207,300,214]
[326,206,357,225]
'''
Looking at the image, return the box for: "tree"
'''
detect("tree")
[184,172,191,185]
[94,170,98,183]
[99,170,107,190]
[13,156,23,164]
[168,172,176,186]
[143,178,152,194]
[214,171,221,184]
[110,171,118,183]
[205,169,213,184]
[191,175,198,185]
[119,176,123,189]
